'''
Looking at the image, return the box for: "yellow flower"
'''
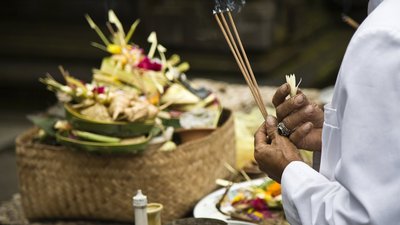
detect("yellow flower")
[107,44,122,54]
[264,193,273,202]
[231,193,245,204]
[252,211,264,219]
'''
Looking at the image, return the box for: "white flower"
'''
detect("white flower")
[56,91,72,102]
[96,93,108,103]
[54,120,71,131]
[60,86,73,94]
[285,74,300,97]
[85,83,95,91]
[75,87,84,97]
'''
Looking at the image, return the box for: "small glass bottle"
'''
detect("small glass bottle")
[133,190,148,225]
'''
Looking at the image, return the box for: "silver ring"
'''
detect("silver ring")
[277,122,291,137]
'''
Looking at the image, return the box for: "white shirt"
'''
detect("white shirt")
[281,0,400,224]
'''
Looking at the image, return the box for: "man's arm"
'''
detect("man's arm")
[281,27,400,225]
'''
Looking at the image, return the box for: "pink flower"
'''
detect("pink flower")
[138,57,162,71]
[169,110,183,118]
[250,198,268,211]
[93,86,105,94]
[131,46,145,54]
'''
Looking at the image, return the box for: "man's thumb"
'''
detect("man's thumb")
[265,115,278,141]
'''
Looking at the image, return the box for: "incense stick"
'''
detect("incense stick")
[214,14,264,115]
[342,14,359,29]
[226,11,268,118]
[214,14,259,108]
[214,10,268,119]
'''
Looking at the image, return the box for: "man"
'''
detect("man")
[254,0,400,224]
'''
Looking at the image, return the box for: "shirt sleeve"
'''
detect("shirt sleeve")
[281,27,400,225]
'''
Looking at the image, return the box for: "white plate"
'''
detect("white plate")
[193,178,269,225]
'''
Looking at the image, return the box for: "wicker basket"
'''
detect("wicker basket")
[16,109,235,223]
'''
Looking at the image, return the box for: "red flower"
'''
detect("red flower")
[250,198,268,211]
[138,57,162,71]
[93,86,105,94]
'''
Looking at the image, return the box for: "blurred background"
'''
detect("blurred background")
[1,0,367,202]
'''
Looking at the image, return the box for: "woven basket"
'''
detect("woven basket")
[16,109,235,223]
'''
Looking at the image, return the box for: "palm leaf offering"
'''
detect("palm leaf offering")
[36,11,222,153]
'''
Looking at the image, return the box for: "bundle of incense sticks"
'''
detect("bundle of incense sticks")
[213,9,268,120]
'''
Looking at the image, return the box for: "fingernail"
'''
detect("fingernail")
[295,95,304,104]
[305,105,313,114]
[281,84,288,92]
[304,123,312,132]
[266,116,275,126]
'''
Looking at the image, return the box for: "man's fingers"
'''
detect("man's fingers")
[265,116,278,141]
[309,103,324,127]
[254,122,269,146]
[275,93,309,122]
[281,103,323,131]
[289,122,322,152]
[272,83,290,107]
[307,129,323,151]
[290,122,313,145]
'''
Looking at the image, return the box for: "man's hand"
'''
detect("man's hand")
[254,116,303,183]
[273,83,323,152]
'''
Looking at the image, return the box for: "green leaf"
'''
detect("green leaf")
[56,132,151,154]
[65,104,155,137]
[72,130,121,143]
[27,114,58,136]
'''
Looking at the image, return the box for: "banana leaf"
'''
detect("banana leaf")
[65,104,155,137]
[99,58,167,95]
[161,118,181,129]
[55,132,150,154]
[72,130,121,143]
[27,114,59,136]
[160,83,200,105]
